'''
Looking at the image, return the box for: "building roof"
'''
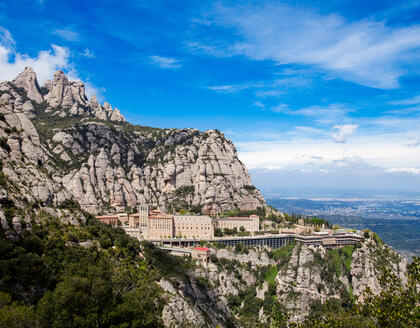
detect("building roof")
[149,214,173,219]
[96,215,118,219]
[194,246,210,252]
[219,217,254,220]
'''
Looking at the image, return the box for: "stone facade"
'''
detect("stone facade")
[214,215,259,232]
[174,215,214,239]
[192,246,211,264]
[95,205,260,239]
[148,214,174,239]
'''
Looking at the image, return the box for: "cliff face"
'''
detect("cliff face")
[0,73,89,231]
[273,237,407,321]
[156,235,408,327]
[0,67,265,214]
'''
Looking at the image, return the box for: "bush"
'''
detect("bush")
[264,265,278,286]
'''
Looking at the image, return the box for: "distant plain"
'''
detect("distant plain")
[265,189,420,259]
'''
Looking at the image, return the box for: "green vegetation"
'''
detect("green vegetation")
[264,265,278,286]
[234,243,249,254]
[0,215,203,327]
[304,216,332,228]
[1,212,417,328]
[314,246,355,286]
[341,245,354,272]
[220,206,266,218]
[267,241,295,267]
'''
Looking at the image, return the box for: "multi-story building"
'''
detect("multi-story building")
[295,232,363,248]
[96,205,259,240]
[148,214,174,239]
[174,215,214,239]
[214,215,259,232]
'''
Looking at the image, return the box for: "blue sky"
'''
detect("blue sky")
[2,0,420,197]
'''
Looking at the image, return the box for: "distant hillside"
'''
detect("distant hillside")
[267,197,420,258]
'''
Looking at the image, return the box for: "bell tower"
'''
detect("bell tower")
[138,204,150,239]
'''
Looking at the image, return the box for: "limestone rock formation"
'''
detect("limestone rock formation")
[272,240,407,321]
[0,84,88,227]
[11,67,43,103]
[43,70,125,121]
[1,67,265,214]
[0,68,412,327]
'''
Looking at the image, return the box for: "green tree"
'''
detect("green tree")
[37,262,114,328]
[0,292,37,328]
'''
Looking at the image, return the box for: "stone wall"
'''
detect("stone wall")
[215,216,259,232]
[173,215,214,238]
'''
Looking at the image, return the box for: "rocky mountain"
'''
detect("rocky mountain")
[0,68,417,327]
[0,67,265,214]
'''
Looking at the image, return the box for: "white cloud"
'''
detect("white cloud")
[253,101,265,109]
[271,103,352,124]
[0,40,71,84]
[237,133,420,173]
[206,84,241,92]
[207,77,310,96]
[331,124,358,143]
[388,95,420,106]
[80,48,95,58]
[53,28,80,42]
[255,89,284,97]
[271,103,289,113]
[149,55,182,69]
[386,168,420,175]
[0,27,15,48]
[195,1,420,89]
[407,139,420,147]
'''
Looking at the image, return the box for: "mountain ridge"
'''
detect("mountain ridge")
[0,67,266,214]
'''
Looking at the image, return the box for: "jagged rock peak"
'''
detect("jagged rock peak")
[44,70,87,109]
[6,67,125,122]
[42,69,124,122]
[11,66,43,104]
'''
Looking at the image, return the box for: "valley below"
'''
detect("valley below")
[267,196,420,259]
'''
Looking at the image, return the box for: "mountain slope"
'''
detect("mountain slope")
[1,67,265,214]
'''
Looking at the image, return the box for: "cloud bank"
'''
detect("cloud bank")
[192,1,420,89]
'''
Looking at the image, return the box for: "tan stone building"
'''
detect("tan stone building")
[174,215,214,239]
[96,213,129,226]
[148,214,174,239]
[215,214,259,232]
[96,214,119,226]
[192,246,211,264]
[96,205,260,240]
